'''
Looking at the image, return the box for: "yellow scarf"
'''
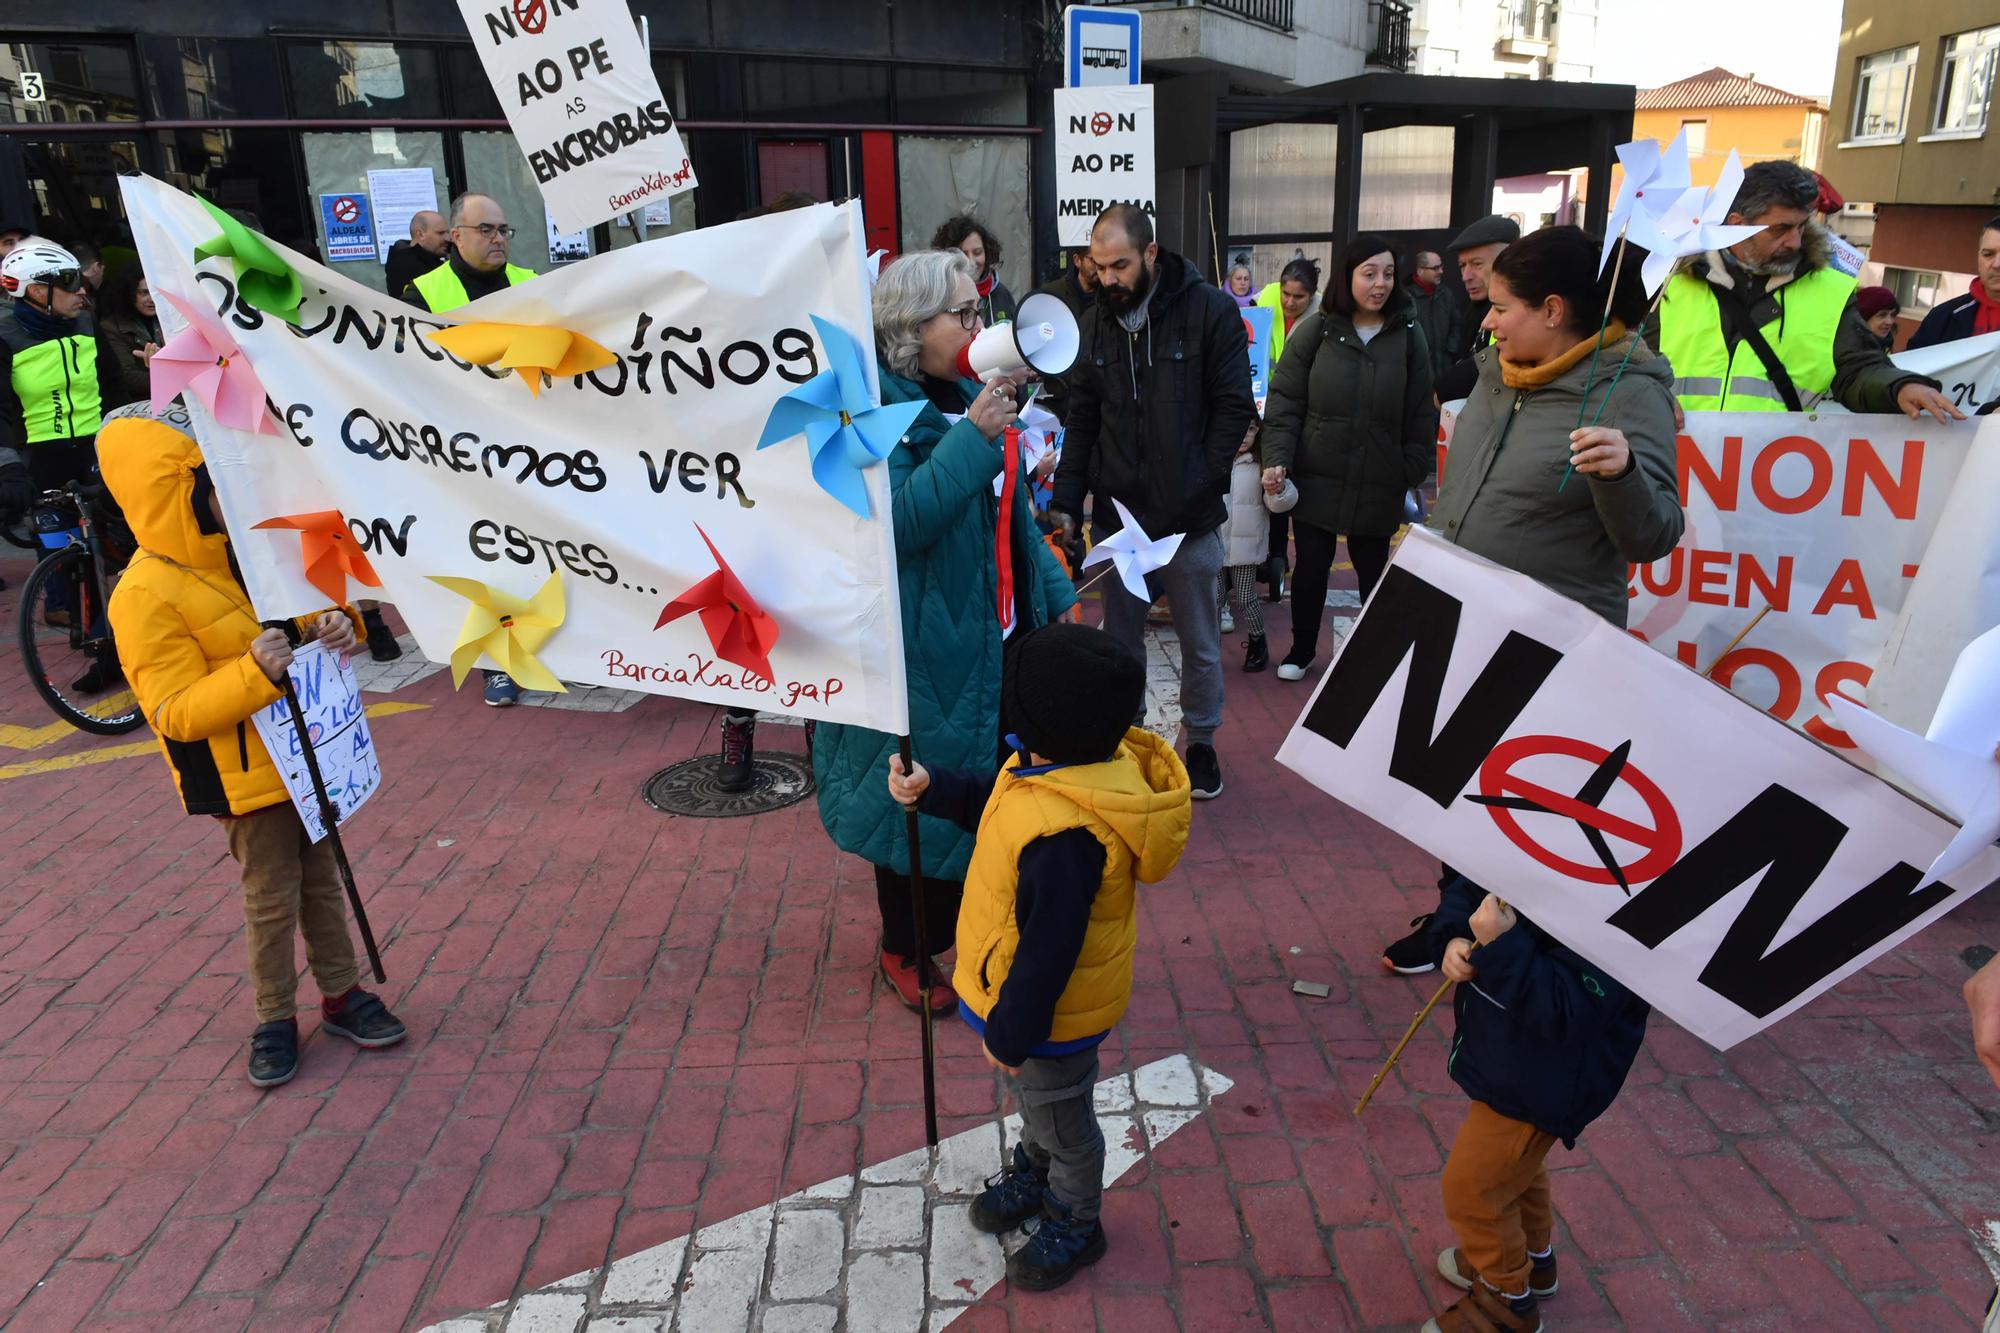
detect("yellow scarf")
[1500,320,1629,390]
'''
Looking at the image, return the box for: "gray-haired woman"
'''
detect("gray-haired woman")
[812,249,1078,1013]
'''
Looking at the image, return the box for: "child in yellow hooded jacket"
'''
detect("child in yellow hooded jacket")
[100,401,406,1089]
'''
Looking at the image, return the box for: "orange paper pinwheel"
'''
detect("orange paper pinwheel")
[253,510,381,606]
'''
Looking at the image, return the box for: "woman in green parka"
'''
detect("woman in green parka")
[1260,233,1438,680]
[812,249,1077,1014]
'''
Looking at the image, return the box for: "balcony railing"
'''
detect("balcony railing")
[1099,0,1295,33]
[1498,0,1556,43]
[1368,0,1414,71]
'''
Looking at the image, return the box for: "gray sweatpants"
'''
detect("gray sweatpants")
[1099,524,1226,746]
[1004,1046,1105,1223]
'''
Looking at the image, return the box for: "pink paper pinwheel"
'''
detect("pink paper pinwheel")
[150,290,281,435]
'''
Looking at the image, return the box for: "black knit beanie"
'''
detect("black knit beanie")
[1002,622,1145,766]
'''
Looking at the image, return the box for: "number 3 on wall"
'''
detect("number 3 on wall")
[20,71,44,102]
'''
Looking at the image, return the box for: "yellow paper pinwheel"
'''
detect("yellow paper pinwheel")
[428,570,567,694]
[423,322,618,397]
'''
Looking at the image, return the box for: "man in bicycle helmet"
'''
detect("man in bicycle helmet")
[1,237,124,600]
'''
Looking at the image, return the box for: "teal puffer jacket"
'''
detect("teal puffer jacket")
[811,365,1078,880]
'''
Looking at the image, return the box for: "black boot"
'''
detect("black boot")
[717,710,756,792]
[1243,633,1268,673]
[1261,555,1285,603]
[361,608,403,661]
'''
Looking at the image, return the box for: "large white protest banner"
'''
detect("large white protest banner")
[122,174,908,734]
[1277,527,2000,1049]
[251,642,380,843]
[1054,86,1154,247]
[455,0,695,234]
[1893,328,2000,416]
[1438,411,1990,745]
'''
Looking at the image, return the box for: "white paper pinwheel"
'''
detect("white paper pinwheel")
[1601,130,1692,276]
[756,314,925,520]
[993,402,1062,498]
[1082,498,1185,602]
[1626,150,1767,296]
[1830,623,2000,888]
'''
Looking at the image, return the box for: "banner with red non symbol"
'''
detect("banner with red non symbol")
[456,0,696,233]
[1276,527,2000,1049]
[1438,410,1994,746]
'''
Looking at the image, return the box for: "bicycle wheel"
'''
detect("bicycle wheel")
[1,512,32,550]
[16,545,144,736]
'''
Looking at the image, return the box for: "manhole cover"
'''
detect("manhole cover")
[642,752,816,818]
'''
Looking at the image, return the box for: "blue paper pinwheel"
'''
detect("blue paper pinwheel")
[756,314,925,520]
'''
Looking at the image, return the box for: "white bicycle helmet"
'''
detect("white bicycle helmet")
[0,237,83,298]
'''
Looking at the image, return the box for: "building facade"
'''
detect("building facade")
[1825,0,1997,340]
[1406,0,1600,82]
[0,2,1054,295]
[1633,68,1828,187]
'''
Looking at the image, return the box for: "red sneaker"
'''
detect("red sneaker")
[880,950,957,1014]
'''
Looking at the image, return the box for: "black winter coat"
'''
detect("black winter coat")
[1428,876,1650,1146]
[1051,250,1256,539]
[383,240,445,307]
[1260,289,1437,538]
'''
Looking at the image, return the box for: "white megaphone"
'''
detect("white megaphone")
[955,291,1081,382]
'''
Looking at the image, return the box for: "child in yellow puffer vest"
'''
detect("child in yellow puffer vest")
[888,622,1190,1292]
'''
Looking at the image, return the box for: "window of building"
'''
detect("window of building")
[1358,125,1452,231]
[1228,122,1338,237]
[284,42,444,120]
[136,37,286,121]
[1883,266,1942,311]
[1935,25,1998,133]
[1852,46,1917,139]
[0,40,142,124]
[1680,119,1708,158]
[741,59,889,123]
[893,68,1027,126]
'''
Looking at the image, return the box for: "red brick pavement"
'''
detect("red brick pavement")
[2,548,1999,1330]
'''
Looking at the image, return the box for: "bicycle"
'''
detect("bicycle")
[15,480,144,735]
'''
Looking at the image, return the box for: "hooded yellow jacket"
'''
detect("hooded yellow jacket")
[101,415,359,817]
[953,728,1191,1043]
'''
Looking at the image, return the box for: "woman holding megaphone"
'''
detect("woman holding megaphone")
[812,249,1076,1014]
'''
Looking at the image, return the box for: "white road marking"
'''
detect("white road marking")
[419,1054,1233,1332]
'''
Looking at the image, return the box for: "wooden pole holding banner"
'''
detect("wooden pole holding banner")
[898,734,941,1148]
[263,620,386,984]
[1700,604,1773,678]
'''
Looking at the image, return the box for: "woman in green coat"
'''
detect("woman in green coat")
[812,249,1077,1013]
[1261,234,1437,679]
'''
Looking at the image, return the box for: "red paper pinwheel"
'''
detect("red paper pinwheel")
[252,510,381,606]
[655,525,780,683]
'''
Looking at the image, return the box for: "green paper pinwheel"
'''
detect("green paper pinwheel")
[193,197,303,325]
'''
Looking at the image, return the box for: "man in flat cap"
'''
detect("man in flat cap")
[1432,215,1521,404]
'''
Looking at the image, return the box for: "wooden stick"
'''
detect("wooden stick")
[1207,192,1224,287]
[1073,562,1115,600]
[1699,604,1772,678]
[1353,974,1454,1116]
[1353,928,1493,1118]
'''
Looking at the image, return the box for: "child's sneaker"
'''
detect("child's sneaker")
[970,1144,1048,1234]
[1006,1196,1107,1292]
[1438,1247,1559,1300]
[1422,1280,1541,1333]
[247,1017,299,1088]
[321,989,407,1048]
